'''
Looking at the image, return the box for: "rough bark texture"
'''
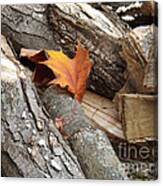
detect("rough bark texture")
[41,87,128,180]
[113,23,157,96]
[1,35,128,179]
[1,2,158,181]
[1,4,129,99]
[1,37,85,178]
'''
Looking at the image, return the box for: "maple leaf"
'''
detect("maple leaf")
[20,43,92,102]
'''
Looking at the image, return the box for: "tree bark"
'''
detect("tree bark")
[1,4,129,99]
[1,36,85,178]
[40,86,128,180]
[1,35,128,179]
[1,3,158,180]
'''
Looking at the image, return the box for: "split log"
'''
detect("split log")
[116,93,157,142]
[132,25,158,93]
[82,91,125,139]
[1,3,129,99]
[82,91,158,180]
[1,36,85,178]
[118,24,158,94]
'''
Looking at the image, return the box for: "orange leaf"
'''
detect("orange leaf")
[21,43,93,102]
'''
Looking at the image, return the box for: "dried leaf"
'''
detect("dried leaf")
[20,43,92,102]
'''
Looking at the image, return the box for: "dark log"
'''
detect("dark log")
[1,4,129,99]
[102,1,158,28]
[1,36,84,178]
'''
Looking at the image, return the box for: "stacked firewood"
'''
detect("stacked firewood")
[1,1,158,180]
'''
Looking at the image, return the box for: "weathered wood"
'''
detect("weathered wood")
[118,24,157,94]
[132,25,158,93]
[115,93,157,142]
[1,35,128,179]
[1,36,85,178]
[1,4,129,99]
[82,91,125,139]
[41,86,128,180]
[119,31,147,94]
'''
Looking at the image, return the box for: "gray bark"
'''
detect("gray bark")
[1,35,128,179]
[1,37,85,178]
[1,4,129,99]
[1,3,158,180]
[41,86,128,180]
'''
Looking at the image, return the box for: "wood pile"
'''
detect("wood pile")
[1,1,158,180]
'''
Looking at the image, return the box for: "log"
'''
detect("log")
[116,93,157,142]
[1,3,158,180]
[1,36,85,178]
[41,86,128,180]
[82,92,158,180]
[117,24,157,94]
[82,91,125,139]
[1,35,128,179]
[132,25,158,93]
[105,1,158,28]
[1,4,129,99]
